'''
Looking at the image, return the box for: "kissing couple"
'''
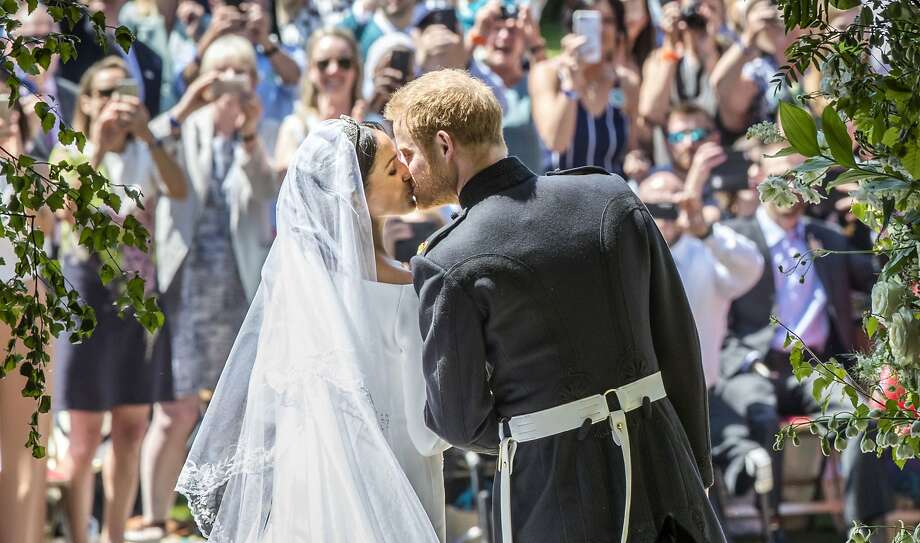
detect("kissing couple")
[177,69,725,543]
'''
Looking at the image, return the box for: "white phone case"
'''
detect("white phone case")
[572,10,602,64]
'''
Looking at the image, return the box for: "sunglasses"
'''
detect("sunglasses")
[316,57,354,71]
[667,128,711,145]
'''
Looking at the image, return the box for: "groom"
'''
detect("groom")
[386,70,725,543]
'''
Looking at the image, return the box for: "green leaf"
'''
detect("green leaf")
[91,10,106,30]
[99,263,116,286]
[812,376,831,405]
[126,276,144,301]
[114,26,134,54]
[40,109,55,133]
[844,385,859,409]
[865,316,878,338]
[780,102,821,157]
[765,146,798,159]
[830,0,860,9]
[38,395,51,413]
[902,145,920,179]
[821,107,856,168]
[790,342,812,381]
[34,47,52,71]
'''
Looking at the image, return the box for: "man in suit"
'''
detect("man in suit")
[58,0,163,116]
[387,69,725,543]
[713,151,881,532]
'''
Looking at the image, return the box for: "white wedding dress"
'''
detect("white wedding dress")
[359,280,448,539]
[176,120,447,542]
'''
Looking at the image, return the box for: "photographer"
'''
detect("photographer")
[529,0,638,175]
[467,0,544,171]
[340,0,419,58]
[710,0,799,135]
[133,35,277,541]
[177,0,302,147]
[363,33,415,127]
[50,56,187,543]
[638,0,721,135]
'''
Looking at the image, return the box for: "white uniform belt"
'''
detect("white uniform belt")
[497,371,667,543]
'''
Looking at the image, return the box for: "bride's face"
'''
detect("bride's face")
[364,130,416,217]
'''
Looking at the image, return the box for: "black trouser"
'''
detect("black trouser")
[711,350,892,522]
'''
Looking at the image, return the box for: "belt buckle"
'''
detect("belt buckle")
[603,388,622,412]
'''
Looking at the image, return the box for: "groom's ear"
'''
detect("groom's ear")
[435,130,454,161]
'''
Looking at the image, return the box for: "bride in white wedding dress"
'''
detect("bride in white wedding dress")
[176,118,449,542]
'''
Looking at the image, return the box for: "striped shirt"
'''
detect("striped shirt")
[546,91,629,176]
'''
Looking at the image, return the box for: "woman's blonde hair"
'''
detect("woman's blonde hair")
[296,27,362,122]
[200,34,259,81]
[73,56,130,133]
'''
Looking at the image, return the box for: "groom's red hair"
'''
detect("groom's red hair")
[384,69,505,152]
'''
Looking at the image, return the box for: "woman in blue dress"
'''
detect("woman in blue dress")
[530,0,639,176]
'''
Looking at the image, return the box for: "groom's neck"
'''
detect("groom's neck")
[455,145,509,196]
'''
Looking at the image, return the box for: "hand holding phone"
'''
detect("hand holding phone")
[211,73,251,97]
[572,10,602,64]
[114,79,139,98]
[389,49,413,81]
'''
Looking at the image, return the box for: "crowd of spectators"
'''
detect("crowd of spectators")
[0,0,912,542]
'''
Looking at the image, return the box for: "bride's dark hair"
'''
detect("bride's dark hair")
[341,116,384,184]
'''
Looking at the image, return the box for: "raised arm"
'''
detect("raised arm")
[529,37,585,154]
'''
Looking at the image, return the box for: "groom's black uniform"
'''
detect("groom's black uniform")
[412,158,725,543]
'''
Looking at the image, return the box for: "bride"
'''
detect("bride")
[176,118,449,542]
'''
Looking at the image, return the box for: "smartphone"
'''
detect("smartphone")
[389,49,413,80]
[418,8,459,32]
[710,150,753,192]
[211,74,250,96]
[114,79,139,97]
[645,201,680,221]
[572,10,602,64]
[499,1,519,19]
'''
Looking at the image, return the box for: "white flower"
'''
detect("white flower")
[871,279,906,322]
[889,308,920,368]
[758,176,798,208]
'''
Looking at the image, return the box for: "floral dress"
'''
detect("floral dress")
[163,136,249,398]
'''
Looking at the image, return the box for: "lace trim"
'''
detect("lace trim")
[176,446,274,537]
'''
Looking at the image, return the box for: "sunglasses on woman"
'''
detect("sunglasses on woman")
[667,127,711,145]
[316,57,354,71]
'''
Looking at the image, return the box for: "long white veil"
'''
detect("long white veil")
[176,119,438,542]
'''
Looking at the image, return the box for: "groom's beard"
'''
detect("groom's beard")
[414,152,459,209]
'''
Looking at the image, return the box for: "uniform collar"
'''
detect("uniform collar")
[458,156,534,209]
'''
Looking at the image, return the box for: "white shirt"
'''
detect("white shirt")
[670,223,764,387]
[755,206,830,352]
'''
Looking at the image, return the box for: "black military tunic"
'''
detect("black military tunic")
[411,157,725,543]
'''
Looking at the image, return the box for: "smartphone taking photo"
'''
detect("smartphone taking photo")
[389,49,413,81]
[709,150,753,193]
[114,79,139,97]
[572,10,602,64]
[211,74,250,97]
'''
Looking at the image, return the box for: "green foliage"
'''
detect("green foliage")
[0,1,157,457]
[751,0,920,537]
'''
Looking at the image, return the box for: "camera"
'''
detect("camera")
[680,2,707,30]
